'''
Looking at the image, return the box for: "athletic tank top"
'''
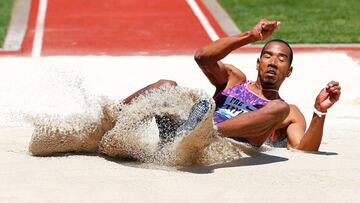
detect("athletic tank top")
[213,80,269,124]
[212,80,287,147]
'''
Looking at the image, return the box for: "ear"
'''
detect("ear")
[287,66,293,77]
[256,58,260,70]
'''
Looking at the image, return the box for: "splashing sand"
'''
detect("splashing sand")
[29,85,259,166]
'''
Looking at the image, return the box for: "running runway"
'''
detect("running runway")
[0,0,360,202]
[42,0,227,55]
[3,0,359,58]
[2,0,226,56]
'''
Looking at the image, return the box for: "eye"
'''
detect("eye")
[278,56,287,62]
[263,53,271,58]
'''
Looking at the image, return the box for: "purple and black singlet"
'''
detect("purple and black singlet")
[213,80,287,147]
[213,80,269,124]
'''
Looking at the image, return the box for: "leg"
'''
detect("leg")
[156,114,182,144]
[216,100,289,145]
[121,79,179,144]
[175,99,211,137]
[158,99,211,145]
[122,79,177,104]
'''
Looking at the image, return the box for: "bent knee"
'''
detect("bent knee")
[265,100,290,119]
[156,79,178,87]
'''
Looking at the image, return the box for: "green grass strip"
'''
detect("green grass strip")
[0,0,15,48]
[218,0,360,43]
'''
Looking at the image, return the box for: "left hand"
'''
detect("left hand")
[251,19,281,41]
[314,81,341,112]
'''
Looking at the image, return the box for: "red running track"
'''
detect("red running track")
[0,0,359,60]
[42,0,225,55]
[0,0,226,56]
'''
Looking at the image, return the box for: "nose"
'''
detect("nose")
[269,57,278,67]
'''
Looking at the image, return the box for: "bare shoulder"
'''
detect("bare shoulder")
[288,104,306,127]
[223,63,246,88]
[276,104,305,129]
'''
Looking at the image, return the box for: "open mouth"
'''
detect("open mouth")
[265,69,276,76]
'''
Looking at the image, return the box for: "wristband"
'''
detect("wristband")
[313,107,327,117]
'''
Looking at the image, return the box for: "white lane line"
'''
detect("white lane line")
[186,0,219,41]
[201,0,241,35]
[32,0,48,57]
[3,0,31,51]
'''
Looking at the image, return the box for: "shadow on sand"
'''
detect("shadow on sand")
[303,151,338,156]
[99,151,288,174]
[317,151,338,155]
[30,149,336,174]
[288,148,338,156]
[178,153,288,174]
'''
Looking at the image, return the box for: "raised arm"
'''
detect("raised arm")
[194,19,280,88]
[287,81,341,151]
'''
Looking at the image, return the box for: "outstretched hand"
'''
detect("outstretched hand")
[251,19,280,41]
[315,81,341,112]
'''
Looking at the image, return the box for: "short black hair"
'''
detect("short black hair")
[260,39,293,66]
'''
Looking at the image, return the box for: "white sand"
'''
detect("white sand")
[0,53,359,202]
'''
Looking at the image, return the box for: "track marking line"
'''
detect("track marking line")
[32,0,48,57]
[3,0,31,51]
[201,0,241,35]
[186,0,219,41]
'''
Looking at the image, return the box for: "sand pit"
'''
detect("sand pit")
[0,54,359,202]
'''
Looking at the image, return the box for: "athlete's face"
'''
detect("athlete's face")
[257,42,293,89]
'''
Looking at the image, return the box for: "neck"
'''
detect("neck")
[254,81,280,100]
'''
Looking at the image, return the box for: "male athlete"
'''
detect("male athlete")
[193,19,341,151]
[121,19,340,151]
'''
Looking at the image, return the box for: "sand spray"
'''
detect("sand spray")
[1,68,256,166]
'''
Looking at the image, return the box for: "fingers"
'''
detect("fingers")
[327,85,341,93]
[252,19,280,41]
[325,81,341,92]
[325,81,341,101]
[318,80,341,98]
[325,80,339,88]
[331,86,341,96]
[276,21,281,27]
[330,89,341,101]
[260,19,280,31]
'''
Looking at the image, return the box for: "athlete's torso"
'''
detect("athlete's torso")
[212,80,287,147]
[213,80,269,124]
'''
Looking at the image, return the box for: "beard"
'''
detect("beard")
[262,77,276,87]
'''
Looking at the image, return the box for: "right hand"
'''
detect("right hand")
[251,19,280,41]
[314,81,341,113]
